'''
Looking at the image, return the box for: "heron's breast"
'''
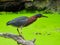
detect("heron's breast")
[27,17,37,24]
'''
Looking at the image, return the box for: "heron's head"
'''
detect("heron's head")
[35,14,48,18]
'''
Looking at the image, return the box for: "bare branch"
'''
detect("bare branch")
[0,33,25,44]
[0,33,35,45]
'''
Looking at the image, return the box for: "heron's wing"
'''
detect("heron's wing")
[12,16,29,24]
[15,19,28,26]
[7,16,29,26]
[13,16,29,21]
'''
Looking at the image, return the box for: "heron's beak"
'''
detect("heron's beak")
[42,15,48,18]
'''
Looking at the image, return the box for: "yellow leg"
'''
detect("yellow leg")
[17,27,22,36]
[17,28,21,35]
[20,27,22,34]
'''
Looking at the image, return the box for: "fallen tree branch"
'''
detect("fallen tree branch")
[0,33,36,45]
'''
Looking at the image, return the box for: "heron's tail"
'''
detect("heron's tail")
[6,21,11,26]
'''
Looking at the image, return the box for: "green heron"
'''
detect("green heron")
[7,14,48,35]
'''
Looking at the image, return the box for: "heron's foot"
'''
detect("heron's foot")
[18,31,22,36]
[18,33,25,39]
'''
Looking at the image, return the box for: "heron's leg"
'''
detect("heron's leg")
[17,28,21,36]
[20,26,23,34]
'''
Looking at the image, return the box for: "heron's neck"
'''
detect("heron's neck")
[27,16,38,23]
[32,16,38,18]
